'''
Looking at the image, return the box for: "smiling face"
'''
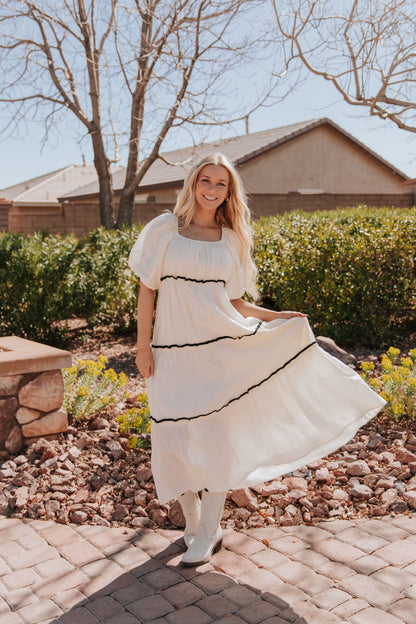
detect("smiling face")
[194,164,230,214]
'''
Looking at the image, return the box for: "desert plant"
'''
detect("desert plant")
[63,355,128,421]
[360,346,416,421]
[117,392,151,449]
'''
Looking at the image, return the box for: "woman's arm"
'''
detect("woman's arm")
[230,298,307,322]
[135,283,156,378]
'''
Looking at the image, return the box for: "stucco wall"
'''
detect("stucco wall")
[139,187,180,203]
[240,125,406,195]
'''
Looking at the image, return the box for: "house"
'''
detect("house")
[2,118,413,235]
[0,164,121,234]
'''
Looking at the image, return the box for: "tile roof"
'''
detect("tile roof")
[0,165,120,205]
[7,118,407,203]
[61,119,325,199]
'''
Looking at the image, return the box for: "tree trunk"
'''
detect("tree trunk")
[117,186,136,227]
[90,129,115,229]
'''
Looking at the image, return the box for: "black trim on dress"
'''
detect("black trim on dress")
[151,340,317,423]
[160,275,226,285]
[152,320,263,349]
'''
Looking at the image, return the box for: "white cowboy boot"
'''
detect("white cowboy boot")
[181,490,226,567]
[179,491,201,548]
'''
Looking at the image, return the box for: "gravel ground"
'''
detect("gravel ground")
[1,330,416,533]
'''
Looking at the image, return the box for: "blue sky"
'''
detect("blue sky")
[0,73,415,190]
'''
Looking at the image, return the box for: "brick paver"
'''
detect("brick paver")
[0,514,415,624]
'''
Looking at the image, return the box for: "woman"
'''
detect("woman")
[128,153,385,567]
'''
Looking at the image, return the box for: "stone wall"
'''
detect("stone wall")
[0,337,72,456]
[0,370,67,454]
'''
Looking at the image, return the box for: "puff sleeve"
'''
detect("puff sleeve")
[223,228,253,299]
[128,212,177,290]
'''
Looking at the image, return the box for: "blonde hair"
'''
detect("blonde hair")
[173,153,258,298]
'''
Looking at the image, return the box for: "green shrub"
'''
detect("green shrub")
[68,226,141,332]
[0,226,142,343]
[0,231,78,342]
[253,207,416,346]
[2,207,415,348]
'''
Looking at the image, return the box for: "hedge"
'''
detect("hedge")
[253,207,416,346]
[1,207,415,347]
[0,227,141,343]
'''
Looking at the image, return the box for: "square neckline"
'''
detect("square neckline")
[175,215,223,243]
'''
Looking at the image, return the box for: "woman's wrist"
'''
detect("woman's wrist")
[137,342,152,350]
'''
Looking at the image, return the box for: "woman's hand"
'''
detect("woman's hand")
[230,298,307,322]
[277,311,308,319]
[136,345,154,378]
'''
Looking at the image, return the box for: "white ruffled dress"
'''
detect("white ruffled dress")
[128,212,385,504]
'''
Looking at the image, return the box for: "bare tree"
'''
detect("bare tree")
[0,0,284,228]
[272,0,416,134]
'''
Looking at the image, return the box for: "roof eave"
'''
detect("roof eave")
[235,117,409,181]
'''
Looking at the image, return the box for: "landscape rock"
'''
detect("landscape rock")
[380,488,398,507]
[404,491,416,509]
[22,409,68,438]
[91,417,110,430]
[68,446,81,461]
[5,426,23,454]
[0,375,23,396]
[136,466,153,482]
[168,499,185,528]
[350,483,373,499]
[282,476,308,490]
[346,460,371,476]
[261,481,288,496]
[14,486,29,509]
[394,447,416,464]
[15,407,40,425]
[0,398,18,447]
[105,440,125,460]
[316,336,357,366]
[18,370,64,412]
[230,488,258,510]
[71,510,88,523]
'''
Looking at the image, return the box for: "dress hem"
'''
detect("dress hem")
[155,401,384,504]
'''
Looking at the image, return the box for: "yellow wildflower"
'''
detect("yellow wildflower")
[360,361,375,372]
[76,385,89,397]
[387,347,400,363]
[397,366,410,378]
[381,356,393,372]
[392,402,404,417]
[401,357,413,368]
[391,371,404,384]
[368,378,382,391]
[119,372,128,386]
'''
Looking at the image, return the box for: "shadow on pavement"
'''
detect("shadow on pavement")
[47,530,309,624]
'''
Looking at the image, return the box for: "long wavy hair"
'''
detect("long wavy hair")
[173,153,258,298]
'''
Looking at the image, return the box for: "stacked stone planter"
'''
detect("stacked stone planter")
[0,336,72,456]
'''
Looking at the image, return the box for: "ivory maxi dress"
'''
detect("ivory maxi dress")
[128,212,385,505]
